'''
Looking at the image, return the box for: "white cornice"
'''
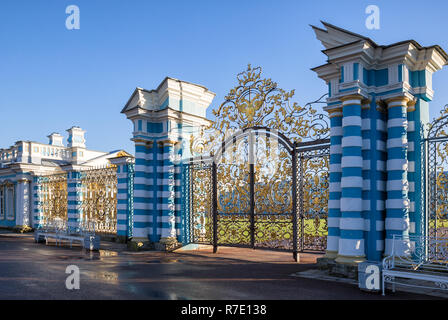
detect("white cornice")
[124,106,211,127]
[312,22,448,78]
[121,78,216,115]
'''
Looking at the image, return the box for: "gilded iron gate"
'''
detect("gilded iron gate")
[184,65,330,260]
[213,127,297,252]
[185,127,329,260]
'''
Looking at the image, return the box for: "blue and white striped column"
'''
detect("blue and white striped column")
[406,101,417,238]
[133,139,154,242]
[361,99,371,258]
[67,171,82,229]
[157,140,179,240]
[326,107,343,258]
[110,156,135,239]
[370,101,388,260]
[336,94,366,264]
[32,176,42,228]
[385,96,410,256]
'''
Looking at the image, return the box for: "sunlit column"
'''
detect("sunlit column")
[15,178,31,228]
[385,96,411,256]
[132,139,153,242]
[110,155,135,239]
[336,94,366,264]
[325,107,343,258]
[158,140,179,240]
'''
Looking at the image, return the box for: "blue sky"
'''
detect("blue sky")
[1,0,448,153]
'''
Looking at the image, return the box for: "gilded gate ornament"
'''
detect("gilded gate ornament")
[187,65,330,254]
[212,64,329,141]
[190,64,329,157]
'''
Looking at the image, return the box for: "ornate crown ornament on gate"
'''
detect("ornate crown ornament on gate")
[186,64,332,254]
[189,64,330,157]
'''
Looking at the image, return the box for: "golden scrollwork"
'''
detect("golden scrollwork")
[432,168,448,237]
[189,64,329,157]
[429,104,448,139]
[191,163,212,243]
[428,105,448,238]
[298,148,329,251]
[80,166,118,234]
[187,65,330,253]
[216,135,251,245]
[39,173,68,225]
[213,64,329,139]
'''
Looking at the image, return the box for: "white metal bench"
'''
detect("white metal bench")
[34,220,100,250]
[382,234,448,295]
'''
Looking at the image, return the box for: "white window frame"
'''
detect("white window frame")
[5,183,15,221]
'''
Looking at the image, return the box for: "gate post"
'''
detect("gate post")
[157,140,180,247]
[311,22,447,265]
[121,79,215,250]
[384,97,412,256]
[67,170,82,230]
[109,154,135,242]
[325,108,343,259]
[32,176,42,228]
[337,95,366,265]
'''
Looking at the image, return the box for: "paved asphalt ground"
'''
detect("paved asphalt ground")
[0,231,436,300]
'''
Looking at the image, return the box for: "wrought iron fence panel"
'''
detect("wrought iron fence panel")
[426,105,448,240]
[253,133,293,250]
[297,142,330,252]
[426,139,448,239]
[38,173,68,226]
[190,162,213,244]
[79,166,118,234]
[216,134,252,246]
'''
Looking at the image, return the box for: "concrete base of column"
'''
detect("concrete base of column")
[116,235,130,244]
[316,257,360,279]
[155,237,182,252]
[335,254,366,265]
[127,237,153,251]
[323,250,338,259]
[12,225,34,233]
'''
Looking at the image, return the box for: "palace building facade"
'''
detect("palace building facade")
[0,126,130,230]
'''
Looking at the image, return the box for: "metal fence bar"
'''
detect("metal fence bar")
[292,143,298,261]
[212,162,218,253]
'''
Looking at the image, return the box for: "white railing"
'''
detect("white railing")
[382,234,448,295]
